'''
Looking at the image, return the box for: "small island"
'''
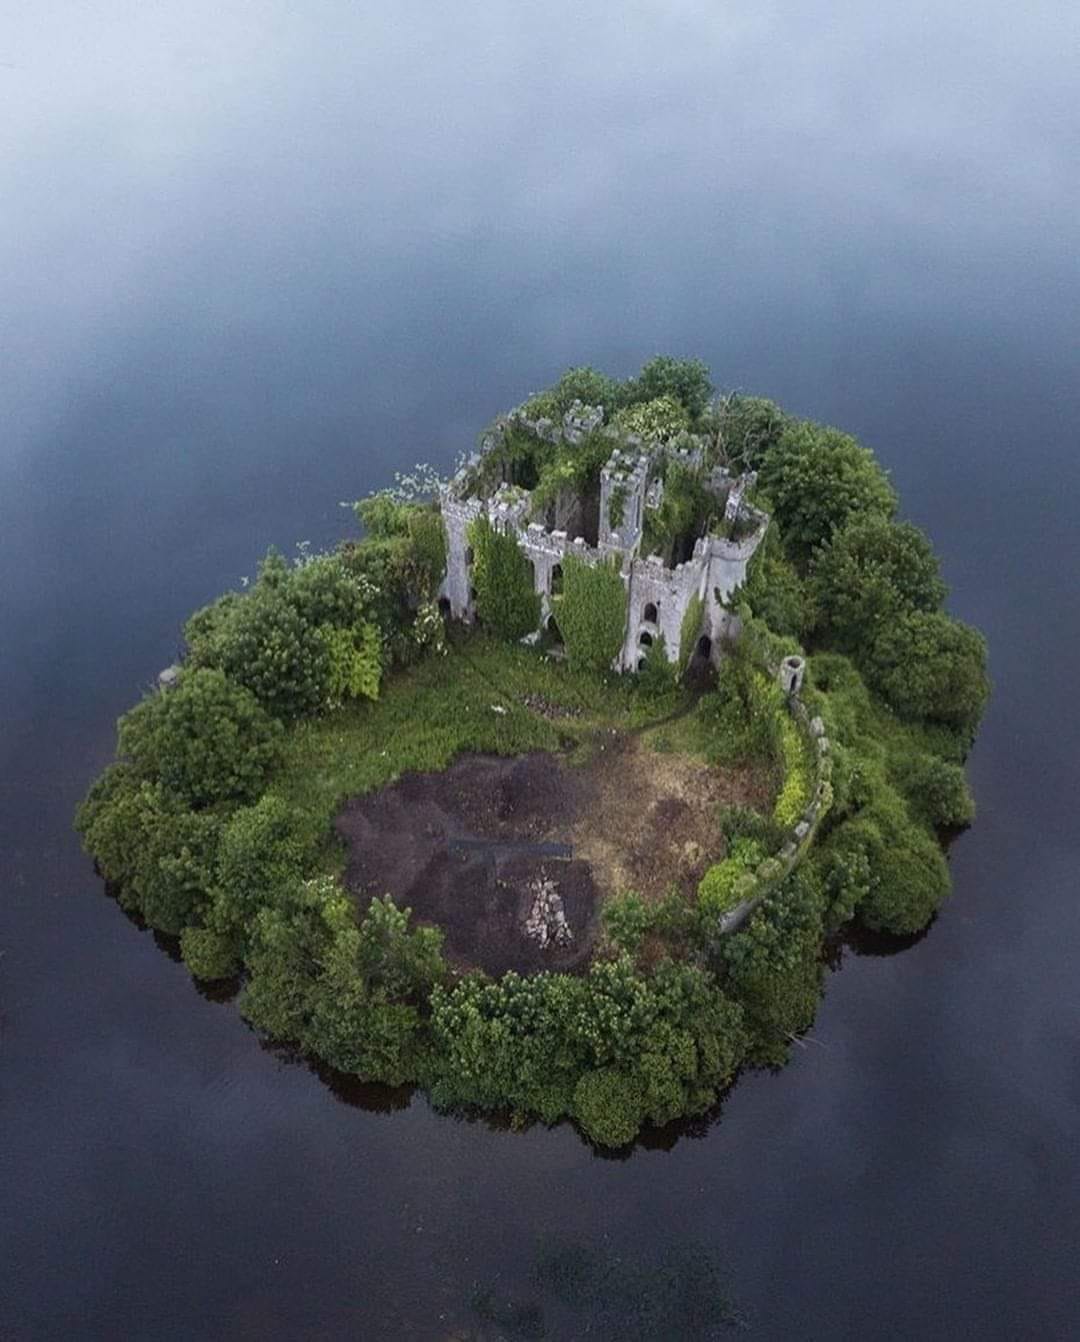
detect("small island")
[77,358,990,1147]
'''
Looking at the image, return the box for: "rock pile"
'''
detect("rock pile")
[523,877,573,949]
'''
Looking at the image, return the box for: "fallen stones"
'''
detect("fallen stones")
[523,876,573,950]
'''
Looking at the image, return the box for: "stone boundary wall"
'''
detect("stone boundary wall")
[716,668,834,936]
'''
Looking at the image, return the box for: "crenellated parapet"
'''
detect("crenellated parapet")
[438,398,768,669]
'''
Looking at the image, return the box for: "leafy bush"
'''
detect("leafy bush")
[699,657,784,767]
[468,514,541,641]
[555,555,627,672]
[212,794,307,948]
[637,634,678,697]
[759,420,897,566]
[521,365,623,422]
[602,891,655,956]
[623,356,713,420]
[191,577,331,718]
[740,521,809,639]
[180,926,240,981]
[698,860,748,917]
[866,610,990,736]
[320,621,383,706]
[891,751,976,829]
[118,668,282,806]
[718,804,785,855]
[613,394,689,443]
[810,517,946,650]
[773,716,812,827]
[573,1068,645,1146]
[74,765,221,933]
[720,867,826,1064]
[355,896,446,998]
[709,394,788,470]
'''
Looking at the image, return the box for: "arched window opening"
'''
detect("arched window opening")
[643,601,658,624]
[696,634,712,658]
[639,631,653,647]
[550,563,563,596]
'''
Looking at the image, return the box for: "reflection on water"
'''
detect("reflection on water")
[467,1237,741,1340]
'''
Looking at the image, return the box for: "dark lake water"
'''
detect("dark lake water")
[3,6,1080,1338]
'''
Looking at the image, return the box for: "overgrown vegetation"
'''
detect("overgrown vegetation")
[75,358,988,1147]
[554,555,628,672]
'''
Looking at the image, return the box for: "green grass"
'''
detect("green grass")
[267,633,699,863]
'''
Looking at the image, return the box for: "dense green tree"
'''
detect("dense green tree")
[709,394,788,470]
[810,517,946,650]
[573,1068,645,1146]
[356,896,446,998]
[117,668,282,806]
[624,356,714,420]
[720,867,826,1064]
[890,751,976,829]
[866,609,990,734]
[522,365,623,421]
[212,794,306,947]
[741,521,810,640]
[554,555,627,672]
[180,926,240,980]
[239,874,351,1042]
[758,421,897,565]
[75,765,221,933]
[468,514,542,641]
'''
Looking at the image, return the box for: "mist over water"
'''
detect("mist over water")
[3,4,1080,1337]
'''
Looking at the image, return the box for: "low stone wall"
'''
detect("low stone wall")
[716,686,833,935]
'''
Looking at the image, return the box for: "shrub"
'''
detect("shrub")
[573,1068,646,1147]
[118,668,282,806]
[698,860,747,917]
[810,517,946,650]
[866,610,990,735]
[741,521,809,639]
[773,717,812,827]
[759,420,897,566]
[320,621,383,706]
[710,394,788,470]
[468,514,541,641]
[180,926,240,981]
[602,892,655,956]
[891,751,976,829]
[555,555,627,672]
[721,867,826,1064]
[212,794,306,947]
[624,356,714,420]
[718,804,785,855]
[699,657,784,767]
[637,634,678,698]
[201,579,331,718]
[857,800,952,935]
[521,365,623,422]
[612,394,689,443]
[74,765,221,933]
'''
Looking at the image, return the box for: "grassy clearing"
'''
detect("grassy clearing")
[267,632,700,861]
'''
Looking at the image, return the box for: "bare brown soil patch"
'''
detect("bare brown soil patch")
[334,738,769,977]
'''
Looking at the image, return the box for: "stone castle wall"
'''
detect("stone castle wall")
[438,404,767,670]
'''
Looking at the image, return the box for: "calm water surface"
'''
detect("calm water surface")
[3,5,1079,1338]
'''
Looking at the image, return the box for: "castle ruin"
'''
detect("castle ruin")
[438,401,768,672]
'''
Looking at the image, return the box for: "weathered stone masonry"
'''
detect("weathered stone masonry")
[439,402,769,672]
